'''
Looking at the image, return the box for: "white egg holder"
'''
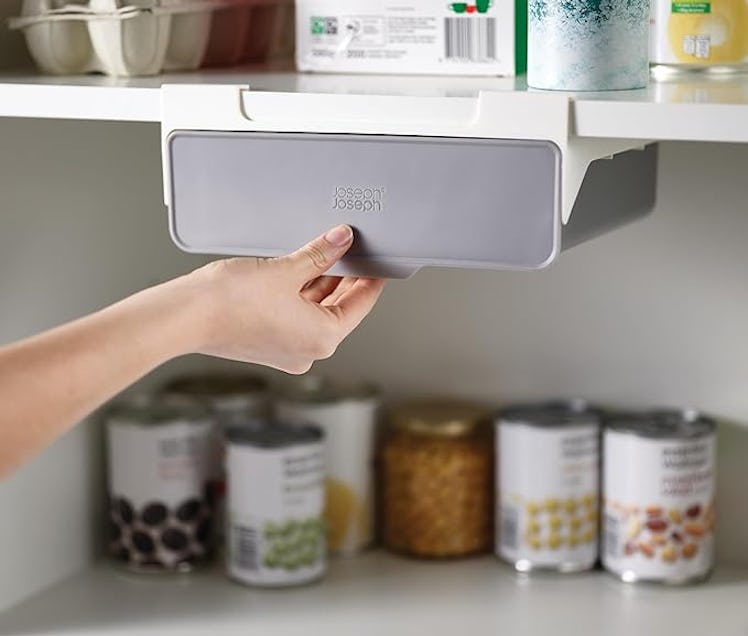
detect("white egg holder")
[8,0,283,76]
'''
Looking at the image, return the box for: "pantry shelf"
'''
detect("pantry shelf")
[0,69,747,143]
[0,552,746,636]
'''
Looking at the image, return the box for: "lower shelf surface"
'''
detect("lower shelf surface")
[0,552,746,635]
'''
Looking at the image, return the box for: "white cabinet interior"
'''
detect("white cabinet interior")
[1,4,748,628]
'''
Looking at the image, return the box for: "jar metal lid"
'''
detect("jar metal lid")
[499,399,600,428]
[605,409,716,439]
[391,400,489,437]
[225,419,324,448]
[278,375,379,405]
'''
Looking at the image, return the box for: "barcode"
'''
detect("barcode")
[604,513,620,559]
[444,17,496,62]
[500,505,519,550]
[233,525,258,571]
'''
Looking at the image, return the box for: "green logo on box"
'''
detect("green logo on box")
[311,17,326,34]
[448,0,493,13]
[671,1,710,12]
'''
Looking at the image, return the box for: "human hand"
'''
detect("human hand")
[179,225,386,374]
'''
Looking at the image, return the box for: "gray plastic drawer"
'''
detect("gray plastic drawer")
[166,131,561,277]
[166,131,657,277]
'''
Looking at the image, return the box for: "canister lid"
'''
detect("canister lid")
[605,409,716,439]
[391,400,489,437]
[278,375,379,405]
[225,419,324,448]
[499,399,600,428]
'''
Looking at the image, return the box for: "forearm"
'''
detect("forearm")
[0,276,204,479]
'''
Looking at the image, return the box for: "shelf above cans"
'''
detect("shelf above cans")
[0,68,747,144]
[0,553,746,636]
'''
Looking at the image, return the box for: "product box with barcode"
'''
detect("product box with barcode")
[295,0,527,76]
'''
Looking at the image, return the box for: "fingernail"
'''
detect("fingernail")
[325,225,353,247]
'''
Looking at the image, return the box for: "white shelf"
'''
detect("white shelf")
[0,69,748,142]
[0,553,746,636]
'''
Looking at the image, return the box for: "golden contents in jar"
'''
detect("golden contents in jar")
[382,402,493,558]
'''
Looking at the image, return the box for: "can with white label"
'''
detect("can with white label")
[106,396,215,573]
[160,373,271,544]
[276,376,379,557]
[602,410,717,584]
[226,420,326,587]
[497,400,601,572]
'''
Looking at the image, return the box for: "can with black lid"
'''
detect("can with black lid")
[496,400,601,573]
[105,395,215,573]
[602,410,717,584]
[226,420,326,587]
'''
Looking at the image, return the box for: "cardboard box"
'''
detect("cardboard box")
[295,0,527,76]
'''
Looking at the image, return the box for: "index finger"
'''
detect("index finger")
[327,278,386,333]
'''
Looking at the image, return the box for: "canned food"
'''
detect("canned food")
[161,373,271,543]
[497,401,601,573]
[276,376,379,557]
[160,373,270,416]
[382,400,493,558]
[602,410,717,584]
[225,420,326,587]
[105,396,215,573]
[650,0,748,75]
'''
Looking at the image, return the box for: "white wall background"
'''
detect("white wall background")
[1,115,747,612]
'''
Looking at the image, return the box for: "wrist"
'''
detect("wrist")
[122,274,213,363]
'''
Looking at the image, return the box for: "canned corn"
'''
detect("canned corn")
[602,410,717,584]
[496,400,601,573]
[225,420,326,587]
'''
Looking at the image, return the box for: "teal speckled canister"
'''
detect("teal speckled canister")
[527,0,650,90]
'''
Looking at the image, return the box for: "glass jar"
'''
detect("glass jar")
[650,0,748,76]
[382,400,493,558]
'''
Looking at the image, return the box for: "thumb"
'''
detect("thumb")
[284,225,354,281]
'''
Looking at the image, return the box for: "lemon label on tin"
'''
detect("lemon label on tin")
[667,0,748,62]
[671,1,710,14]
[324,478,357,552]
